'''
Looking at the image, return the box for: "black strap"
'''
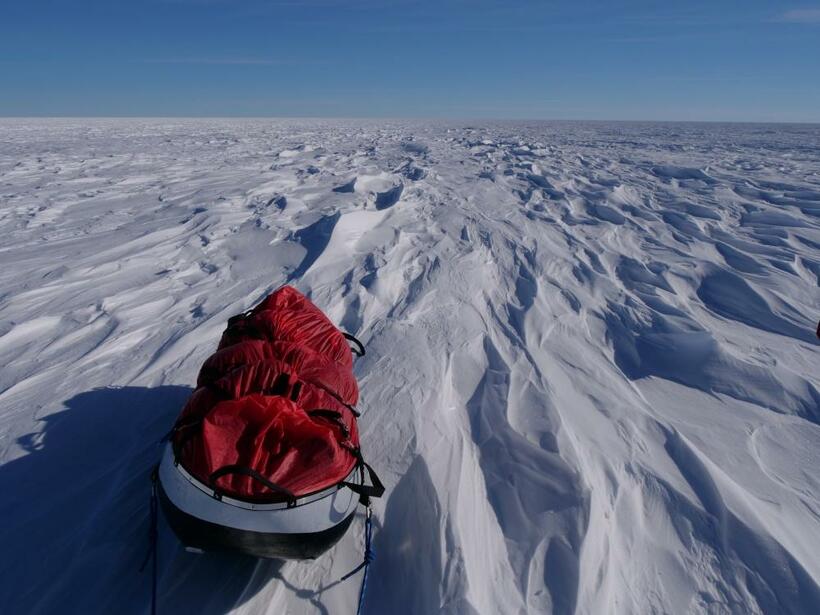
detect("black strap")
[226,310,249,327]
[265,372,290,397]
[224,310,265,341]
[311,379,361,417]
[171,419,203,461]
[290,381,302,401]
[341,460,385,502]
[343,332,366,357]
[209,465,296,505]
[308,408,350,438]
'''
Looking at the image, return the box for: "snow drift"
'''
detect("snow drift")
[0,119,818,614]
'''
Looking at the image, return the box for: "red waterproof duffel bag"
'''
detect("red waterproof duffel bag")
[157,285,383,559]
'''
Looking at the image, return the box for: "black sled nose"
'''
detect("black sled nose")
[158,479,356,560]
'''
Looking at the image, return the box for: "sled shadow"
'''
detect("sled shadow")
[0,386,281,615]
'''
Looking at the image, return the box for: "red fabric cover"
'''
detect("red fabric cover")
[173,286,359,501]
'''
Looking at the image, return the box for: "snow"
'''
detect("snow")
[0,118,819,614]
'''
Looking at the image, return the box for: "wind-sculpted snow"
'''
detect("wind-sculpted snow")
[0,119,819,614]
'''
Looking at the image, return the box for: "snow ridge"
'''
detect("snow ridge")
[0,119,818,614]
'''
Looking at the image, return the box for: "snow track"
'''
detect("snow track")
[0,119,818,614]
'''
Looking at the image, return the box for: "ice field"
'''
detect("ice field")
[0,119,819,614]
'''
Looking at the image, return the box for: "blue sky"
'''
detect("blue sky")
[1,1,819,120]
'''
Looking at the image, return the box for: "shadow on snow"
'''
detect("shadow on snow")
[0,386,286,615]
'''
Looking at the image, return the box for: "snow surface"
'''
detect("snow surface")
[0,119,819,615]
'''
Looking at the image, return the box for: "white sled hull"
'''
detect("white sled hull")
[158,444,360,559]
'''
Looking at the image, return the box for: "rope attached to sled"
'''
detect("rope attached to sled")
[337,458,382,613]
[340,506,374,615]
[140,466,159,615]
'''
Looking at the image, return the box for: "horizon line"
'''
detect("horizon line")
[1,115,819,126]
